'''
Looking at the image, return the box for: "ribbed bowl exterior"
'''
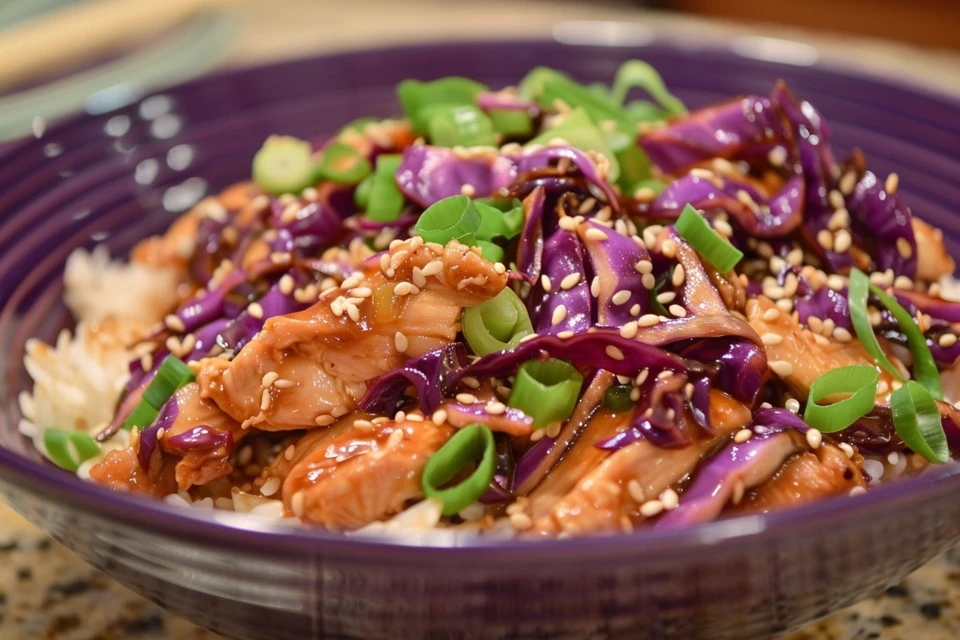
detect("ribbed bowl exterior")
[1,40,959,640]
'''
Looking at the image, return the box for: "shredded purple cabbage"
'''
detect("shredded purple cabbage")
[526,229,592,335]
[358,343,468,415]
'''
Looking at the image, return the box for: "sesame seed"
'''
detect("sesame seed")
[817,229,834,251]
[761,332,783,346]
[731,480,745,505]
[638,314,661,327]
[585,227,608,241]
[518,333,538,343]
[261,371,279,387]
[556,330,575,339]
[345,303,360,323]
[315,414,335,426]
[332,406,348,418]
[392,282,413,296]
[494,262,506,274]
[552,304,567,326]
[657,291,677,304]
[486,401,507,415]
[557,216,578,231]
[421,260,443,276]
[629,388,641,401]
[660,488,679,511]
[787,247,805,266]
[639,500,664,517]
[260,389,272,411]
[894,275,914,290]
[635,259,653,274]
[833,327,853,342]
[291,491,305,517]
[627,479,646,503]
[353,419,375,431]
[247,302,264,319]
[509,512,533,530]
[460,183,476,197]
[530,429,545,442]
[672,265,686,287]
[784,398,800,414]
[578,197,597,214]
[876,380,889,396]
[560,272,581,290]
[849,486,867,497]
[461,376,480,389]
[762,308,781,322]
[634,187,656,201]
[839,171,857,195]
[690,167,715,180]
[394,331,409,353]
[605,345,625,361]
[351,286,373,298]
[456,393,477,404]
[767,146,787,166]
[165,336,182,356]
[896,237,913,259]
[736,189,754,206]
[838,442,855,458]
[828,208,850,231]
[828,190,845,209]
[620,321,639,339]
[770,360,794,377]
[834,229,852,253]
[612,290,631,305]
[641,273,656,290]
[827,274,847,291]
[164,314,185,333]
[668,304,687,318]
[887,452,900,465]
[279,274,295,295]
[394,410,406,423]
[386,429,405,451]
[734,429,752,443]
[806,428,822,449]
[630,304,641,317]
[590,276,600,298]
[636,369,650,385]
[260,477,281,497]
[939,334,958,348]
[714,219,734,238]
[661,239,678,259]
[885,172,899,195]
[284,445,296,461]
[140,352,153,372]
[432,409,448,426]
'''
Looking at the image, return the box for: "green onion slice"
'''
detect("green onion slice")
[251,136,316,196]
[891,381,949,464]
[475,200,523,242]
[426,105,498,148]
[849,268,905,382]
[366,154,405,223]
[803,365,879,433]
[477,240,505,263]
[611,60,687,116]
[527,107,621,183]
[674,204,743,273]
[354,174,374,209]
[489,109,533,138]
[142,356,195,410]
[315,141,372,185]
[870,281,943,401]
[517,67,629,129]
[121,402,160,432]
[421,423,496,516]
[414,195,481,247]
[604,385,635,412]
[461,287,533,356]
[43,428,101,472]
[397,77,488,135]
[508,358,584,428]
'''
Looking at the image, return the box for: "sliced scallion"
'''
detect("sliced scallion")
[849,268,904,381]
[251,136,316,196]
[611,60,687,116]
[427,105,497,148]
[489,109,532,138]
[527,108,620,182]
[891,381,948,464]
[803,365,879,433]
[461,287,533,356]
[674,204,743,273]
[604,385,635,412]
[421,423,496,515]
[354,174,374,209]
[397,77,488,135]
[43,428,101,472]
[142,356,195,410]
[508,358,584,428]
[475,200,523,242]
[366,154,405,223]
[315,141,372,185]
[414,195,481,247]
[122,401,159,431]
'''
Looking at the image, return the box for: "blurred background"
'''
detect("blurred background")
[2,0,960,142]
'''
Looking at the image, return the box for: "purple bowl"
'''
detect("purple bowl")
[2,38,960,640]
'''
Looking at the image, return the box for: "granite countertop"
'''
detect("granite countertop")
[4,1,960,638]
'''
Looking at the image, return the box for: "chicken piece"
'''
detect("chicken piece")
[528,390,752,536]
[89,447,178,497]
[746,296,899,401]
[197,238,507,430]
[158,382,243,490]
[733,444,867,512]
[281,416,454,529]
[913,218,955,284]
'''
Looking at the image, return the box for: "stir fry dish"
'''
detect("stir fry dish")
[20,60,960,538]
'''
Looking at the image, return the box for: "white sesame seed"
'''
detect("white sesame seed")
[641,273,656,290]
[291,491,305,517]
[639,500,664,517]
[315,414,335,426]
[838,442,855,458]
[885,172,899,195]
[761,332,783,346]
[805,428,822,449]
[260,477,281,497]
[332,406,348,418]
[421,260,444,277]
[849,486,867,497]
[638,314,660,327]
[770,360,794,377]
[590,276,600,298]
[284,445,296,461]
[509,512,533,530]
[394,331,409,353]
[767,146,787,166]
[540,275,553,292]
[260,389,272,412]
[786,398,801,414]
[939,334,958,348]
[552,304,567,326]
[887,451,900,465]
[630,304,641,317]
[432,409,448,426]
[279,274,295,295]
[672,265,685,287]
[620,321,639,339]
[627,479,646,503]
[460,183,476,197]
[763,308,781,322]
[560,272,581,290]
[394,282,414,296]
[661,239,678,259]
[605,345,625,361]
[164,314,185,333]
[635,259,653,274]
[668,304,687,318]
[689,168,715,180]
[612,290,631,305]
[896,237,913,260]
[456,393,477,405]
[557,216,578,231]
[461,376,480,389]
[140,352,154,372]
[660,488,679,511]
[817,229,834,251]
[261,371,279,387]
[247,302,264,319]
[557,330,575,339]
[731,480,745,505]
[734,429,752,443]
[833,327,854,342]
[657,291,676,304]
[585,228,608,241]
[578,197,597,214]
[839,171,857,196]
[834,229,852,253]
[486,401,507,415]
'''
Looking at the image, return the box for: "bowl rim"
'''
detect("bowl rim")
[3,34,960,562]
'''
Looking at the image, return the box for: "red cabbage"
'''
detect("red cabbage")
[595,372,694,450]
[513,146,620,210]
[270,200,346,257]
[443,402,534,436]
[526,229,592,335]
[173,269,245,334]
[845,170,917,277]
[796,286,853,332]
[894,288,960,323]
[479,436,515,504]
[578,219,652,326]
[396,145,517,208]
[137,392,179,472]
[216,271,311,353]
[166,425,234,456]
[516,185,545,282]
[358,343,468,415]
[677,339,767,406]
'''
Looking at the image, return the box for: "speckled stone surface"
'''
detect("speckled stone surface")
[0,502,956,639]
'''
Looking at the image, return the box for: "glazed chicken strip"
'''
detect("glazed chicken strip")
[912,218,956,283]
[528,390,752,536]
[277,415,454,529]
[196,238,507,430]
[746,296,900,400]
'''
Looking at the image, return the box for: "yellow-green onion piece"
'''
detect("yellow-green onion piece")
[604,384,635,413]
[848,268,904,382]
[674,204,743,273]
[803,365,879,433]
[475,199,523,242]
[354,174,374,209]
[489,109,532,138]
[476,240,505,263]
[251,135,316,196]
[611,60,687,116]
[414,195,481,247]
[421,423,496,516]
[508,358,584,429]
[461,287,533,356]
[891,381,949,464]
[517,67,629,129]
[122,402,159,432]
[397,77,488,135]
[366,154,405,223]
[869,280,943,401]
[427,105,498,148]
[141,355,195,411]
[43,428,100,472]
[315,141,372,185]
